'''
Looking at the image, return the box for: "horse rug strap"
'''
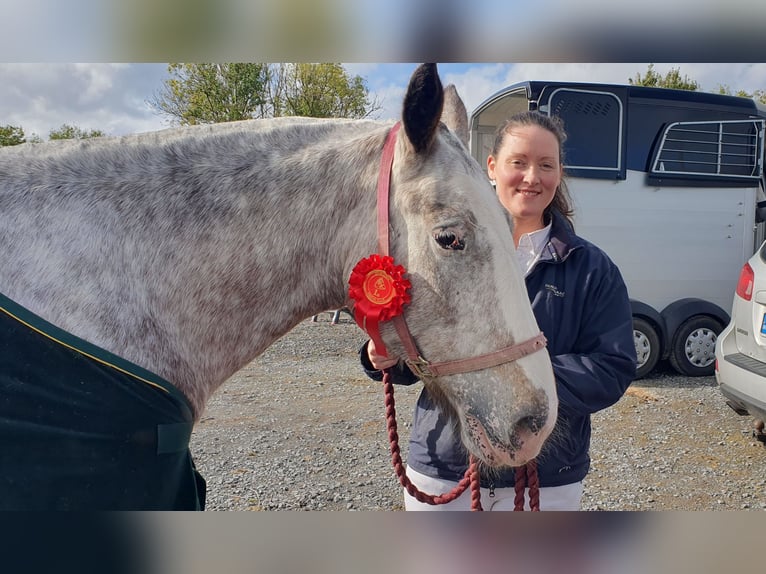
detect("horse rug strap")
[0,292,206,510]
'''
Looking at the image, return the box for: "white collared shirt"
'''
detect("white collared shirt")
[515,222,552,277]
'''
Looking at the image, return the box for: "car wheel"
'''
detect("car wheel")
[669,315,722,377]
[633,317,660,379]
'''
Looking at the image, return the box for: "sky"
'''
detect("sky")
[2,63,766,140]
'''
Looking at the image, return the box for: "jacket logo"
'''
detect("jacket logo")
[545,283,565,298]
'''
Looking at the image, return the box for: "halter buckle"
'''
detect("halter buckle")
[405,356,437,382]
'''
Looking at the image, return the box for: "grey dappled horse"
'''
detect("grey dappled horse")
[0,64,556,501]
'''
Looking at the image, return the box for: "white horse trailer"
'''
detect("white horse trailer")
[470,82,766,378]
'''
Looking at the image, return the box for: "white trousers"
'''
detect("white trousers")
[403,466,583,511]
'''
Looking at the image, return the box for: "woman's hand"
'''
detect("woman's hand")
[367,338,399,371]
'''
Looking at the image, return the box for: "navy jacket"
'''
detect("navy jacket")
[360,210,637,488]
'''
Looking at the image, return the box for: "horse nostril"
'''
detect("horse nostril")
[513,388,550,436]
[517,413,547,435]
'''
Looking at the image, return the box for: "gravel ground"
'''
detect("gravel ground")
[190,314,766,511]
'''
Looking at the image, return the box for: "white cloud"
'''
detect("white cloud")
[441,63,511,118]
[2,63,765,140]
[0,63,168,138]
[71,63,125,104]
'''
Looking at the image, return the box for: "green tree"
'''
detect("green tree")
[150,63,380,124]
[149,63,269,125]
[717,84,766,105]
[49,124,105,140]
[628,64,766,104]
[629,64,699,91]
[0,124,26,146]
[631,65,766,104]
[278,63,378,119]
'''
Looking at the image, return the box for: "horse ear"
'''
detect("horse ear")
[442,84,469,147]
[401,63,444,153]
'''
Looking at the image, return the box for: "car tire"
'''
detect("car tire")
[633,317,661,379]
[669,315,722,377]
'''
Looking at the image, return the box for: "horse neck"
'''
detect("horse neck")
[126,124,382,414]
[0,121,383,419]
[145,129,384,416]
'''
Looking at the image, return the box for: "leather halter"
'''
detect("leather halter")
[374,122,547,381]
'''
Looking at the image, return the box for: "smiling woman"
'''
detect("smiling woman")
[488,116,565,243]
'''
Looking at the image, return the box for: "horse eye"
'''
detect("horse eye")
[434,231,465,251]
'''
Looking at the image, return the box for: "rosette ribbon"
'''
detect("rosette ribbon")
[348,254,411,358]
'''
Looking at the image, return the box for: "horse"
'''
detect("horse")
[0,63,557,509]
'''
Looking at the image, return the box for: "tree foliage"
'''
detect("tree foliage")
[717,84,766,104]
[0,124,26,146]
[150,63,380,125]
[48,124,105,140]
[277,63,377,118]
[629,64,766,104]
[149,63,269,125]
[628,64,700,91]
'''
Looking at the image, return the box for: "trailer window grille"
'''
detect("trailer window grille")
[652,119,765,179]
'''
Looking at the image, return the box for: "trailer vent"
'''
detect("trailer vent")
[553,98,613,118]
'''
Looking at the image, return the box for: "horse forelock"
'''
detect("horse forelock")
[392,125,488,219]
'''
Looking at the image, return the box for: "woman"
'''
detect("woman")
[360,111,637,510]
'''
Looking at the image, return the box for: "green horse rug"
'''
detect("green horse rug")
[0,293,205,510]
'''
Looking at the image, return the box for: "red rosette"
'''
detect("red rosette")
[348,254,411,358]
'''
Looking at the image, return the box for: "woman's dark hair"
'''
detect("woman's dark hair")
[491,111,574,226]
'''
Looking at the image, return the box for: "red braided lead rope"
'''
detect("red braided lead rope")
[384,372,482,509]
[383,371,541,511]
[513,460,541,511]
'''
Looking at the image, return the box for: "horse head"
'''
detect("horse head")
[366,64,557,469]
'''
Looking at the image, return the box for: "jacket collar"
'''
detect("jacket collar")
[540,209,584,264]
